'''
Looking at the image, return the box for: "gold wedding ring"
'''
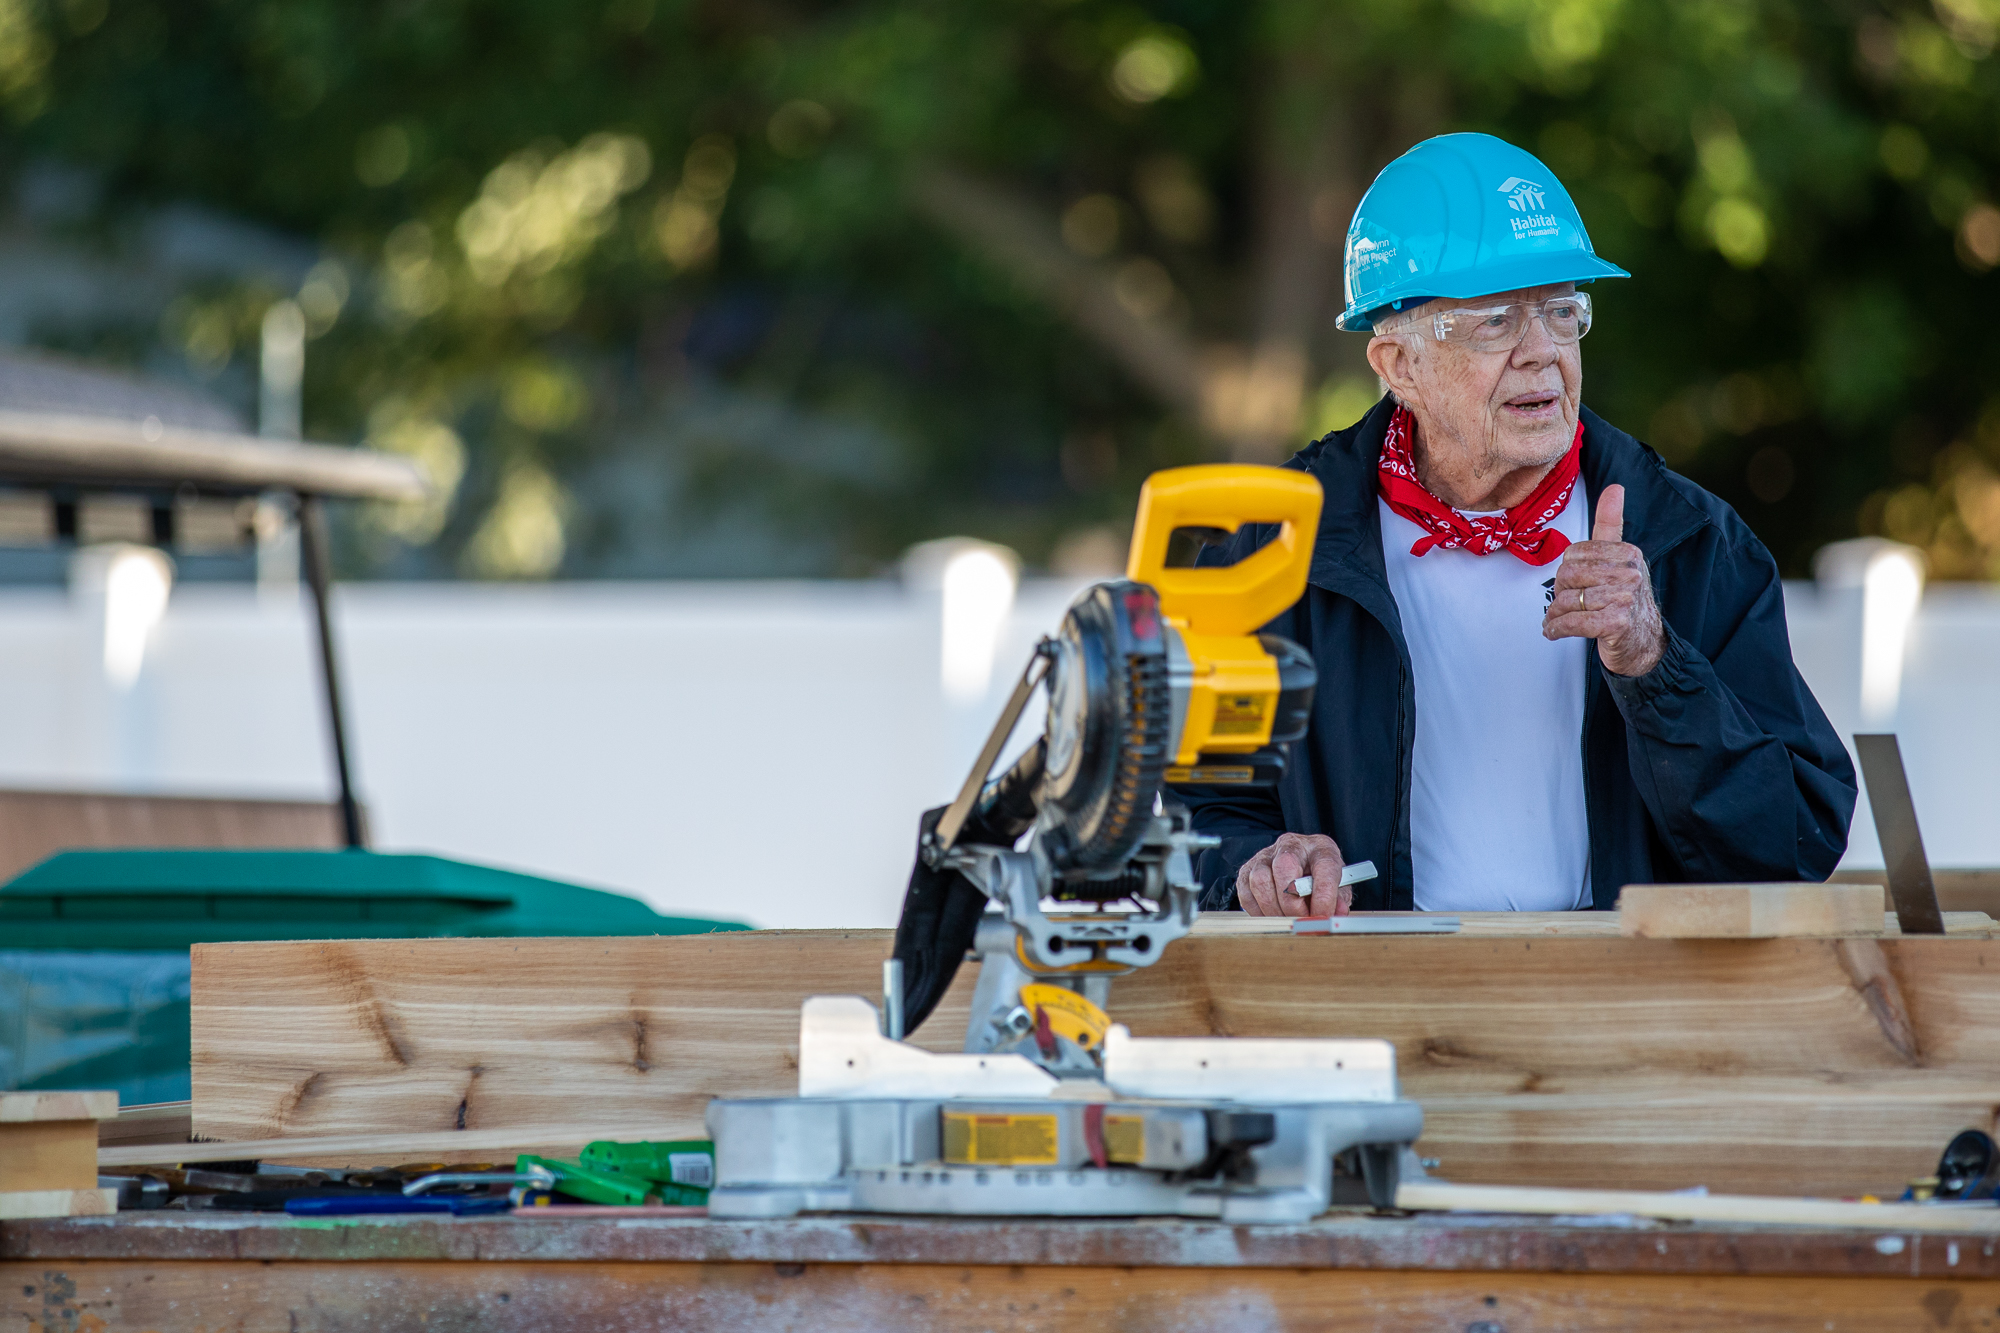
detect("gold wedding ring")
[1579,587,1589,612]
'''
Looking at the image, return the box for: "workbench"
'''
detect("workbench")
[56,911,2000,1328]
[6,1210,2000,1330]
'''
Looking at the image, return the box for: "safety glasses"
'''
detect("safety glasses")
[1428,292,1592,350]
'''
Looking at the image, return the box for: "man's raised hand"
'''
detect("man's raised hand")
[1542,483,1665,676]
[1237,832,1350,917]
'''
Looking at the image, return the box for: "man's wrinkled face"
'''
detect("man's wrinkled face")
[1369,282,1584,477]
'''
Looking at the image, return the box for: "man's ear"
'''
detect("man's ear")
[1367,335,1418,405]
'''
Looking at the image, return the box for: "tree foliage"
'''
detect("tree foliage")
[6,0,2000,578]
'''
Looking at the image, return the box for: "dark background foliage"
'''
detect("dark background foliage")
[5,0,1997,579]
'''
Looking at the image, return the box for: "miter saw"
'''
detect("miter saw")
[707,465,1424,1222]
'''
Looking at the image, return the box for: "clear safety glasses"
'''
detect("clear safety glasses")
[1428,292,1592,350]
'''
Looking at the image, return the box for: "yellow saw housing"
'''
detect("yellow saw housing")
[1124,464,1324,782]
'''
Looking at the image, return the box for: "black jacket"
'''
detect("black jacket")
[1180,395,1857,911]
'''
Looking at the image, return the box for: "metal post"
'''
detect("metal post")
[882,959,905,1041]
[297,493,365,849]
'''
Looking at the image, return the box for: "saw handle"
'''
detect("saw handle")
[1125,465,1324,636]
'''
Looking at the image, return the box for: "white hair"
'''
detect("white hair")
[1367,304,1431,407]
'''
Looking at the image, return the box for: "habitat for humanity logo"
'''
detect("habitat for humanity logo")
[1497,177,1559,238]
[1498,177,1546,211]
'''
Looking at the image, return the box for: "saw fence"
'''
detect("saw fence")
[188,916,2000,1197]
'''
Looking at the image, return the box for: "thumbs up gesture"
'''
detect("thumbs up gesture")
[1542,484,1666,677]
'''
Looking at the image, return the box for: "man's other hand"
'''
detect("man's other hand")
[1542,483,1665,677]
[1237,833,1350,917]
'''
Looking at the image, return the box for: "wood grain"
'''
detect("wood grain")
[15,1209,2000,1276]
[192,931,2000,1194]
[0,1095,114,1194]
[0,1092,115,1123]
[96,1100,191,1150]
[1398,1179,2000,1232]
[0,788,351,883]
[8,1259,2000,1332]
[0,1188,114,1220]
[0,1123,97,1192]
[1619,883,1886,937]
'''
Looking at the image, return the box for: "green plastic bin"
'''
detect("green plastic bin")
[0,849,747,1102]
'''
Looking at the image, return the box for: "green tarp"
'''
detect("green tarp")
[0,849,747,1103]
[0,849,746,949]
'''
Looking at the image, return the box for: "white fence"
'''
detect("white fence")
[0,566,1991,929]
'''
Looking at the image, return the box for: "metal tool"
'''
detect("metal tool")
[1292,860,1378,898]
[403,1166,556,1196]
[1931,1130,2000,1202]
[1292,914,1461,936]
[709,465,1425,1223]
[1854,733,1945,935]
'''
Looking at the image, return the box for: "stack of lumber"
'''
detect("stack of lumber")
[184,923,2000,1196]
[3,1091,117,1219]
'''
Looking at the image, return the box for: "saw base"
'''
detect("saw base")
[706,1093,1421,1223]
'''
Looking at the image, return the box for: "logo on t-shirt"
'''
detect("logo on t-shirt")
[1541,577,1556,608]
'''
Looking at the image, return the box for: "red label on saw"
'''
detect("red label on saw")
[1123,590,1159,639]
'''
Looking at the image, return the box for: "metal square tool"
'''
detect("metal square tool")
[1853,733,1944,935]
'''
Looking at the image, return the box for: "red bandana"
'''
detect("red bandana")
[1376,405,1583,567]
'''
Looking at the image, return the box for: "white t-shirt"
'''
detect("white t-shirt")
[1379,491,1592,912]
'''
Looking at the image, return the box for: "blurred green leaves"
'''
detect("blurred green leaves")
[4,0,2000,581]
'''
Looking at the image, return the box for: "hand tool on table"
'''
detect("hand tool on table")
[709,466,1424,1224]
[285,1194,512,1217]
[511,1154,654,1206]
[578,1139,714,1206]
[1905,1129,2000,1203]
[1854,733,1945,934]
[281,1164,556,1216]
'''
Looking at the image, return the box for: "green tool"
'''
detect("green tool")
[580,1139,715,1207]
[514,1154,652,1206]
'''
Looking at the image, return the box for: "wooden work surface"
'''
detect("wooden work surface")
[193,928,2000,1197]
[8,1212,2000,1331]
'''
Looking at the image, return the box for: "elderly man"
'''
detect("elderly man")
[1180,133,1857,915]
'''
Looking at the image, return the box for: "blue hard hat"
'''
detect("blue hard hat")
[1337,132,1629,332]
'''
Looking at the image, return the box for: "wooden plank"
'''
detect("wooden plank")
[192,932,2000,1194]
[96,1100,191,1150]
[0,1188,114,1221]
[1398,1179,2000,1232]
[15,1210,2000,1276]
[1194,910,1626,936]
[99,1123,701,1170]
[0,790,349,884]
[1619,883,1886,937]
[6,1259,2000,1332]
[1194,908,1997,937]
[0,1092,115,1123]
[0,1123,98,1192]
